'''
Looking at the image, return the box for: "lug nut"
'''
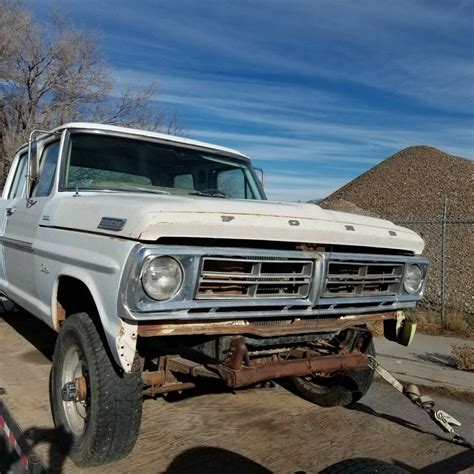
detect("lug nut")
[62,381,77,401]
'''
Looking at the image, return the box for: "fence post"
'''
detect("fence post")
[440,197,448,325]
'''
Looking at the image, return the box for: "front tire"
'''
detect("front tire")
[51,312,142,467]
[291,340,375,407]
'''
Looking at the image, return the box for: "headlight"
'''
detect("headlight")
[404,264,423,294]
[141,256,183,300]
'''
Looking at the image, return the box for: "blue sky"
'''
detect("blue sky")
[30,0,473,201]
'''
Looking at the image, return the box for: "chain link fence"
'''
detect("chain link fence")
[394,198,474,323]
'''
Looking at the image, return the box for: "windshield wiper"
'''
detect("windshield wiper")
[113,184,171,195]
[77,184,171,195]
[189,190,228,198]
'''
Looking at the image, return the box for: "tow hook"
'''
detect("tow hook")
[62,377,87,402]
[367,355,473,449]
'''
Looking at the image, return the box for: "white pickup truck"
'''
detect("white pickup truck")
[0,123,428,466]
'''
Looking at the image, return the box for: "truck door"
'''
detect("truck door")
[0,151,28,292]
[1,139,60,320]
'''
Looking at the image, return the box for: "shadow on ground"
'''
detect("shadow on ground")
[0,398,71,473]
[24,425,72,473]
[0,425,72,474]
[0,310,57,361]
[394,449,474,473]
[348,402,447,442]
[165,446,272,473]
[416,352,457,368]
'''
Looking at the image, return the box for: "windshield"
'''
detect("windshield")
[61,132,265,200]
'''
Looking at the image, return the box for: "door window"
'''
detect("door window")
[8,153,28,199]
[33,141,60,197]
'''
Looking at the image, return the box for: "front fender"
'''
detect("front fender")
[54,269,137,373]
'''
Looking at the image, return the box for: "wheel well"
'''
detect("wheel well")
[56,276,98,329]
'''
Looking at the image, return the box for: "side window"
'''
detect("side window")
[33,141,60,197]
[216,168,246,198]
[8,153,28,199]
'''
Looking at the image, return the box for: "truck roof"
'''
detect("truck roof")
[20,122,248,159]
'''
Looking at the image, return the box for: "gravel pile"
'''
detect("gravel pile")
[320,146,474,314]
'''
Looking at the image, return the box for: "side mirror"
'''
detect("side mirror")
[27,138,39,183]
[27,134,40,200]
[255,167,264,187]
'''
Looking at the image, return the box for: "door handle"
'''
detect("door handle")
[6,207,16,216]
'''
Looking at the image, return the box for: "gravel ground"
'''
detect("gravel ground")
[320,146,474,315]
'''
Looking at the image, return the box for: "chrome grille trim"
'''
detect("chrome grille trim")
[320,253,429,301]
[324,261,404,297]
[196,256,314,299]
[128,300,419,321]
[121,245,429,321]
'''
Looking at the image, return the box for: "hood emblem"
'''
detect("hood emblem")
[221,215,235,222]
[98,217,127,231]
[345,225,355,231]
[288,220,300,226]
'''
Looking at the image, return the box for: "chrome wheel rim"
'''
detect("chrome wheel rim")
[61,345,89,435]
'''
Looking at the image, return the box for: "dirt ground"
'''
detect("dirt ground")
[0,312,473,473]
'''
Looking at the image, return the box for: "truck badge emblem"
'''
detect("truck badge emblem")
[221,216,235,222]
[288,220,300,226]
[98,217,127,231]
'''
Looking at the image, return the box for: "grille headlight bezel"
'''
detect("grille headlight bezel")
[141,256,183,301]
[403,264,423,294]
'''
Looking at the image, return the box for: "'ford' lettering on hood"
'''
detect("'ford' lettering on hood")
[41,193,424,254]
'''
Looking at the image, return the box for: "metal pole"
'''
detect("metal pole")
[440,197,448,325]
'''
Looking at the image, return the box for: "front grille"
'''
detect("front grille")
[323,261,404,297]
[196,256,313,299]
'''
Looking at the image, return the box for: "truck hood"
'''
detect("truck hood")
[44,192,424,254]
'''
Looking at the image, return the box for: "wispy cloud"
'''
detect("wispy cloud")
[30,0,474,202]
[112,67,473,159]
[35,0,474,111]
[100,0,474,111]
